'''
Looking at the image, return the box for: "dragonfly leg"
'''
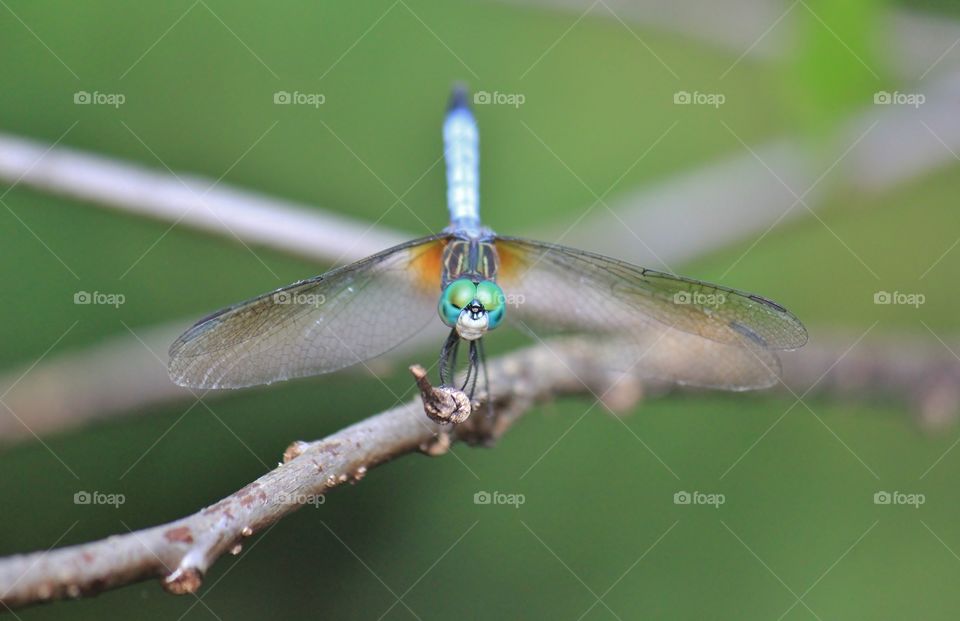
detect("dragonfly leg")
[450,337,461,384]
[462,340,480,399]
[438,328,459,387]
[458,342,473,392]
[477,338,493,420]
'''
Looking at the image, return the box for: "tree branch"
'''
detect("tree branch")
[0,133,408,264]
[1,329,956,610]
[3,328,957,446]
[0,340,637,611]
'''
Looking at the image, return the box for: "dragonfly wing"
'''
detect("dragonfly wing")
[494,237,807,390]
[549,331,785,391]
[169,235,448,389]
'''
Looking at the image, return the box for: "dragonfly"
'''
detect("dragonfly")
[169,86,807,411]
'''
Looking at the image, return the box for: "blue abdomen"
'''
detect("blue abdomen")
[443,86,480,231]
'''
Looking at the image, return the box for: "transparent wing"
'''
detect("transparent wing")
[495,237,807,390]
[169,235,448,389]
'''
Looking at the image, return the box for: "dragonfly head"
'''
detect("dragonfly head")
[439,278,505,341]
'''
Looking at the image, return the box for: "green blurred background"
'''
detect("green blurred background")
[1,0,959,618]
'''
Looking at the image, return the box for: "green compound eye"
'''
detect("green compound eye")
[438,279,477,327]
[476,280,506,329]
[447,279,476,309]
[475,281,503,311]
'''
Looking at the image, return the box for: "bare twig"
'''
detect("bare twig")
[568,74,960,267]
[0,339,639,611]
[4,329,956,610]
[0,321,444,443]
[0,323,191,441]
[3,328,957,445]
[0,133,408,264]
[411,364,473,424]
[781,332,960,432]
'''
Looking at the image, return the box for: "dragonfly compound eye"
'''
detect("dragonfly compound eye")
[439,278,477,327]
[475,280,505,329]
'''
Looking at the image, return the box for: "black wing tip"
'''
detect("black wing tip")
[448,83,471,112]
[746,294,810,350]
[748,293,786,313]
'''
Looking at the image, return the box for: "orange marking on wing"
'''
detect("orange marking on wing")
[494,240,526,286]
[409,239,447,293]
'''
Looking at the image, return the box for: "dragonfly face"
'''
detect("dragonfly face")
[439,278,505,340]
[437,235,505,341]
[168,85,807,416]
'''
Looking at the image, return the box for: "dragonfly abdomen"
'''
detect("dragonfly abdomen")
[444,86,480,232]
